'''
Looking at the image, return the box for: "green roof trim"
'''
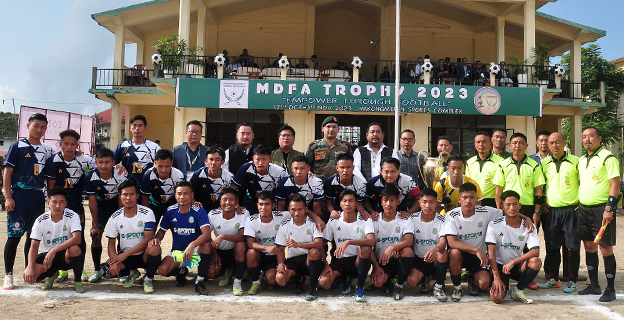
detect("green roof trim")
[92,0,173,19]
[151,77,177,87]
[547,99,605,109]
[536,11,606,36]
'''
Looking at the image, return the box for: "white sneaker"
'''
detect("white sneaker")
[511,287,533,304]
[3,274,13,290]
[434,286,448,302]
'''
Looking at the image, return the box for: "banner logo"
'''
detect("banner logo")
[474,87,501,115]
[220,80,249,109]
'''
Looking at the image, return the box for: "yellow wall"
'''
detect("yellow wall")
[126,104,176,149]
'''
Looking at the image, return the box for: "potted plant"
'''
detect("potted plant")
[532,43,552,87]
[186,45,205,78]
[509,56,528,87]
[153,33,187,77]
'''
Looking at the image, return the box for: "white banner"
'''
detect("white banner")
[219,80,249,109]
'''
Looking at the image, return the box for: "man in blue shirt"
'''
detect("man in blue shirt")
[141,149,185,224]
[149,181,213,295]
[3,113,53,290]
[172,120,209,181]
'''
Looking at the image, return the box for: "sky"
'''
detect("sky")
[0,0,621,116]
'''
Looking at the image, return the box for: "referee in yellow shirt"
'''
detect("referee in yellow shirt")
[465,131,503,208]
[577,127,620,302]
[538,132,580,293]
[493,132,545,223]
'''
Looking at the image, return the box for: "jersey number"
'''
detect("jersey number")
[64,179,74,189]
[34,165,40,176]
[132,163,143,174]
[161,195,167,203]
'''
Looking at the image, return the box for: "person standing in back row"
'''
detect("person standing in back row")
[353,123,398,182]
[306,116,351,183]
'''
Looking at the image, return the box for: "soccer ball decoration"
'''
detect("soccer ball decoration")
[554,66,565,77]
[489,64,500,75]
[214,54,226,67]
[352,56,363,69]
[278,56,290,69]
[423,61,433,72]
[151,53,162,65]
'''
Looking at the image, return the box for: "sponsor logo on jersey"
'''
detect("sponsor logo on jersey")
[47,235,69,246]
[459,231,482,240]
[418,239,437,245]
[378,236,400,243]
[122,232,144,240]
[173,228,196,235]
[500,242,521,251]
[25,153,31,158]
[259,236,276,243]
[172,218,177,222]
[415,229,420,233]
[119,224,124,229]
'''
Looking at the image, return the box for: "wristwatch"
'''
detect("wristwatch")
[605,206,613,212]
[534,210,541,216]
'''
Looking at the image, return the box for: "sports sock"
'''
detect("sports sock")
[23,235,32,269]
[166,266,181,277]
[451,274,461,287]
[91,246,103,270]
[586,251,600,287]
[196,276,204,284]
[330,275,345,289]
[546,248,561,280]
[604,254,616,290]
[70,255,85,282]
[248,265,261,282]
[516,267,539,290]
[308,259,323,289]
[145,254,161,279]
[436,261,449,286]
[569,250,580,282]
[4,237,20,274]
[197,253,212,278]
[397,257,413,285]
[357,258,371,288]
[285,274,300,287]
[234,260,246,280]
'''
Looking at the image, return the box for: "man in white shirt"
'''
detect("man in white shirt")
[353,123,398,181]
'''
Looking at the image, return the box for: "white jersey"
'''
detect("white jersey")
[373,212,414,258]
[244,211,292,255]
[106,205,156,255]
[485,216,540,265]
[209,209,249,250]
[324,213,375,258]
[276,217,323,258]
[31,209,82,253]
[442,205,503,255]
[409,211,445,259]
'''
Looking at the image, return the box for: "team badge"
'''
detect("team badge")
[592,173,599,180]
[306,229,312,235]
[188,216,195,223]
[138,221,144,227]
[395,227,401,233]
[474,87,501,115]
[63,225,67,231]
[518,235,525,241]
[356,227,362,233]
[275,225,280,231]
[432,228,438,235]
[477,221,483,228]
[235,223,241,230]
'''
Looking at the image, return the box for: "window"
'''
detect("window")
[430,115,505,158]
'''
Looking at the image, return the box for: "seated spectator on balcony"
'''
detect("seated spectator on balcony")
[240,48,250,58]
[263,58,272,69]
[239,49,250,67]
[295,58,309,69]
[272,53,284,68]
[497,61,513,87]
[472,61,488,86]
[400,61,410,83]
[434,59,448,84]
[458,57,471,85]
[311,55,321,70]
[227,57,241,74]
[380,66,391,83]
[246,56,259,69]
[205,57,217,78]
[332,61,346,70]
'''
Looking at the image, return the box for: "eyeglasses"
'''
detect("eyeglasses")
[186,130,202,135]
[400,138,415,142]
[279,134,293,138]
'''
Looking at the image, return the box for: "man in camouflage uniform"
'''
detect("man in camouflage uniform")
[306,116,351,183]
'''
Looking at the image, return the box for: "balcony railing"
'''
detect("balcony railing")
[90,56,604,103]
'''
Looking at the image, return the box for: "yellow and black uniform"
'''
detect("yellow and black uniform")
[577,147,620,246]
[434,175,483,215]
[306,139,351,183]
[541,153,581,281]
[465,152,503,207]
[493,155,545,217]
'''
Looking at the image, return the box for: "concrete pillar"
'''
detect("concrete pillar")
[305,4,315,57]
[570,113,582,155]
[495,16,505,63]
[570,39,582,98]
[173,107,186,147]
[110,100,122,147]
[207,26,218,55]
[523,0,536,77]
[402,113,431,153]
[124,106,131,139]
[379,6,390,60]
[113,25,126,85]
[526,117,536,155]
[284,110,316,152]
[136,41,145,65]
[197,5,207,51]
[473,37,483,62]
[179,0,191,53]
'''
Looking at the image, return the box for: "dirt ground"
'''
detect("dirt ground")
[1,206,624,320]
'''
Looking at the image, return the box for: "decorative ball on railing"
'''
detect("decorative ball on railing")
[151,53,163,65]
[214,54,226,67]
[423,61,433,72]
[554,66,565,77]
[489,64,500,75]
[352,56,363,69]
[278,56,290,69]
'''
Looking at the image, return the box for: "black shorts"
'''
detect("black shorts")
[285,254,309,276]
[36,250,71,276]
[461,251,489,275]
[494,263,523,290]
[577,203,616,246]
[121,253,147,270]
[542,206,580,251]
[519,205,535,222]
[329,256,358,277]
[260,254,278,271]
[97,206,118,229]
[413,255,436,276]
[7,190,45,238]
[216,249,236,271]
[379,256,400,278]
[480,198,497,208]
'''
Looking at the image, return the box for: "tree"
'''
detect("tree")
[560,44,624,146]
[0,112,18,138]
